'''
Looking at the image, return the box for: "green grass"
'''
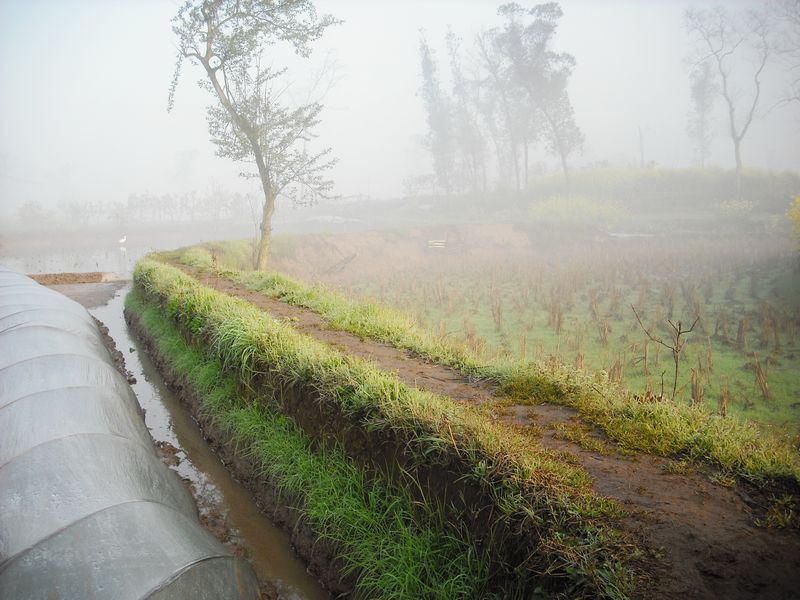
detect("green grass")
[133,257,636,598]
[160,237,296,271]
[159,247,800,488]
[125,291,489,598]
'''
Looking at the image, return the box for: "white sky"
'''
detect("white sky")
[1,0,798,217]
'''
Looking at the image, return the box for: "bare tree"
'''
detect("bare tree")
[685,6,775,198]
[774,0,800,108]
[687,60,717,168]
[632,305,699,402]
[169,0,338,271]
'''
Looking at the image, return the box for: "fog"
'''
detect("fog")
[1,0,798,223]
[3,5,799,594]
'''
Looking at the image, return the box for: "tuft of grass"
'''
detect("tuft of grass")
[551,422,613,456]
[159,249,800,488]
[175,246,215,269]
[133,257,637,598]
[660,460,695,476]
[755,495,800,529]
[126,291,490,599]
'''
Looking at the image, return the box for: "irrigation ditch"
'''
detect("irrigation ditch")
[124,307,353,597]
[52,278,328,600]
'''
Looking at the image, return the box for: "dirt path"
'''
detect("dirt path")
[180,265,800,600]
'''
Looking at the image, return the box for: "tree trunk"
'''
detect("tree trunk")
[199,57,279,272]
[521,142,528,190]
[559,148,570,183]
[510,139,520,192]
[255,190,277,271]
[733,138,743,200]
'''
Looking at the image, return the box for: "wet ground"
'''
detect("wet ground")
[53,279,328,600]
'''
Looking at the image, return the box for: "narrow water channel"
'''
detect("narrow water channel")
[83,283,328,600]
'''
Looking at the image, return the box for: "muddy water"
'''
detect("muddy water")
[4,245,144,277]
[76,283,328,600]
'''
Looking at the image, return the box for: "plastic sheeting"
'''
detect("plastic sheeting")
[0,268,258,599]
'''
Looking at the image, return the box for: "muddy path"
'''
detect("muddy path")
[178,264,800,600]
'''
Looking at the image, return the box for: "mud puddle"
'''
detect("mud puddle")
[66,282,328,600]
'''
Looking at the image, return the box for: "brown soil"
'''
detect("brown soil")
[178,264,800,600]
[93,317,137,385]
[30,271,120,285]
[268,223,534,286]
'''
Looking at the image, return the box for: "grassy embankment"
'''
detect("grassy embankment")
[163,245,800,489]
[130,257,636,599]
[126,291,485,598]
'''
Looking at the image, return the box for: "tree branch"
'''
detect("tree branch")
[631,305,673,351]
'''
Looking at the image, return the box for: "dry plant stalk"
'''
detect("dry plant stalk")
[718,381,730,417]
[598,317,610,345]
[642,340,649,375]
[736,318,749,352]
[631,304,699,402]
[609,357,623,383]
[715,310,730,343]
[690,368,705,406]
[752,352,770,401]
[609,287,622,316]
[589,289,600,322]
[462,316,476,340]
[491,294,503,332]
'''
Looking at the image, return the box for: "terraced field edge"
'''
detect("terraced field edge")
[131,257,639,599]
[162,245,800,489]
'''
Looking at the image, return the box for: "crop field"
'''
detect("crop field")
[334,231,800,429]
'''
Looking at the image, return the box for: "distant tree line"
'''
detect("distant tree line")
[14,187,257,227]
[417,1,800,199]
[418,2,583,195]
